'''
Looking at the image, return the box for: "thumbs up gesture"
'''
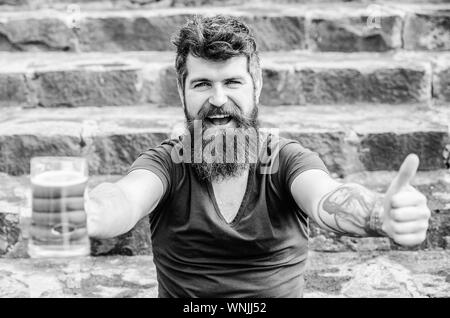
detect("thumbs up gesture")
[380,154,431,246]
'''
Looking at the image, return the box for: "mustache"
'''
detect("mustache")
[183,100,260,131]
[198,101,241,119]
[192,101,256,124]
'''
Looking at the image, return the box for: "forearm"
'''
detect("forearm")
[85,182,140,238]
[314,183,386,237]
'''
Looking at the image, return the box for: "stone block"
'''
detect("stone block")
[260,57,431,105]
[0,73,30,107]
[359,131,448,171]
[34,65,144,107]
[77,14,190,52]
[241,15,306,51]
[404,8,450,51]
[0,134,81,176]
[309,15,402,52]
[0,17,75,51]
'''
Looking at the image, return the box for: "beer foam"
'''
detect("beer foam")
[31,170,88,187]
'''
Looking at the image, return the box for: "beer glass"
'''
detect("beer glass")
[28,157,90,258]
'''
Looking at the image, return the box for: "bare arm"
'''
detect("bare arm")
[290,169,385,237]
[314,182,385,236]
[291,155,430,246]
[86,169,164,239]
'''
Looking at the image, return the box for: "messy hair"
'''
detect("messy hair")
[172,15,262,97]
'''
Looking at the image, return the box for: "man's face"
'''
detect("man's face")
[182,54,257,128]
[178,54,261,181]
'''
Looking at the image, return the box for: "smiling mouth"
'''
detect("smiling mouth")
[206,115,233,126]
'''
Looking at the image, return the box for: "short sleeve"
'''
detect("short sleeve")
[278,141,329,191]
[127,140,177,198]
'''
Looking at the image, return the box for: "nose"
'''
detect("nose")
[208,85,228,107]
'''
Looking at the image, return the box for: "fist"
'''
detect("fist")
[381,154,431,246]
[85,183,135,239]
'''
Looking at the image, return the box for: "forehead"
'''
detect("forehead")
[185,54,250,81]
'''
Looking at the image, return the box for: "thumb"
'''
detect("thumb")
[385,153,420,199]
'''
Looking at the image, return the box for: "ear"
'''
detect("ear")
[254,69,263,105]
[177,79,186,110]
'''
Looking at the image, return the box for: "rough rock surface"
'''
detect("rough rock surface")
[0,3,447,53]
[307,6,403,52]
[0,251,448,297]
[304,251,450,298]
[33,66,144,107]
[0,74,30,107]
[0,51,440,107]
[404,5,450,51]
[260,52,432,106]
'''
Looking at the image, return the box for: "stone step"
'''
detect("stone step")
[0,251,449,298]
[1,51,449,107]
[0,3,448,52]
[1,169,449,258]
[1,104,449,177]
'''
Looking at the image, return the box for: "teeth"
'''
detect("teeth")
[208,115,229,119]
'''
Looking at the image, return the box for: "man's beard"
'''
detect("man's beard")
[183,100,260,183]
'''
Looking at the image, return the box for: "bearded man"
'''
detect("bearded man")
[86,15,431,298]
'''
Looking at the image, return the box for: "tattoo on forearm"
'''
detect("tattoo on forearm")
[317,183,386,237]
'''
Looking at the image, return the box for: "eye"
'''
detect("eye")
[193,82,210,89]
[225,80,242,87]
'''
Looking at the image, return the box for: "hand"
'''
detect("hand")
[381,154,431,246]
[84,183,136,239]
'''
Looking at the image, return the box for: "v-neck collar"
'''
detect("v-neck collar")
[205,165,255,227]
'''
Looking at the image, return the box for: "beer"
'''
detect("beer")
[28,158,90,258]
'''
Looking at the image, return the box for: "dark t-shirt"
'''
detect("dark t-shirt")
[128,134,328,298]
